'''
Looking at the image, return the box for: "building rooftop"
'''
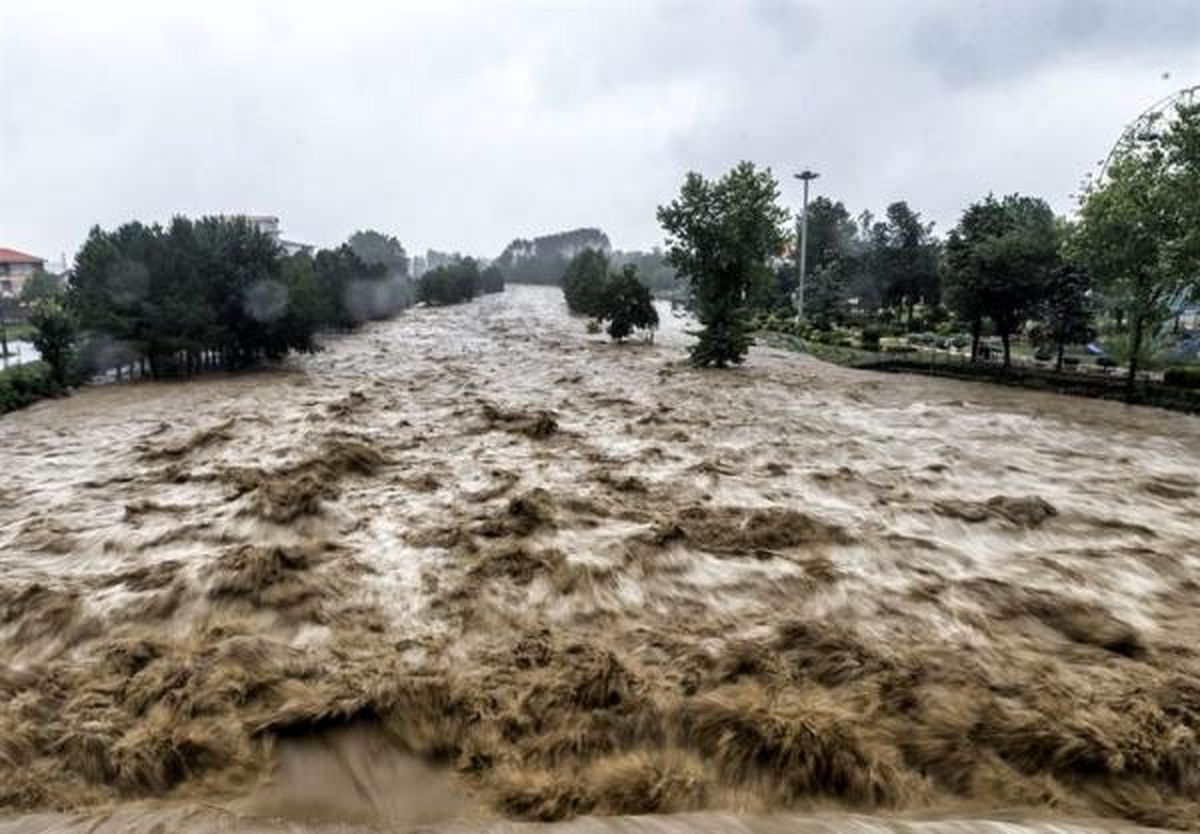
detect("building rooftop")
[0,247,44,265]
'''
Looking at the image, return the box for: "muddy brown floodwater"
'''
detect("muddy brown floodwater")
[2,285,1200,834]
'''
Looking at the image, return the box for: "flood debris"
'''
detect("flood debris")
[480,401,559,439]
[137,419,235,461]
[935,495,1058,527]
[475,488,558,538]
[206,542,332,611]
[648,505,849,554]
[222,434,390,521]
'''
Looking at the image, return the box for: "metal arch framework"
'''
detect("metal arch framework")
[1098,84,1200,179]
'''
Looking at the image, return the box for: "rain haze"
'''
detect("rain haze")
[3,0,1200,262]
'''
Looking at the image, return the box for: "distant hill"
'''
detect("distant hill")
[495,227,611,285]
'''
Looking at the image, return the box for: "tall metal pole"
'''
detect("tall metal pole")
[793,170,819,320]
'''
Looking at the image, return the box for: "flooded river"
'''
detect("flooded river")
[1,285,1198,832]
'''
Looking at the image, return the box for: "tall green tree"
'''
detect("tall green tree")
[69,217,321,377]
[945,194,1058,367]
[764,197,857,316]
[658,161,788,367]
[601,265,659,341]
[1039,257,1094,372]
[562,248,610,318]
[877,202,941,326]
[804,262,850,330]
[29,298,77,386]
[1075,102,1200,388]
[480,264,505,294]
[19,268,63,306]
[347,230,409,278]
[416,259,481,306]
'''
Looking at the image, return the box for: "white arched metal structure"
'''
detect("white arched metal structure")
[1098,84,1200,180]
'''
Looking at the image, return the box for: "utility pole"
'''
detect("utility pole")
[793,170,819,320]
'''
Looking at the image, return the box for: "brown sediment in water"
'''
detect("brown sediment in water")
[2,286,1200,832]
[480,400,560,439]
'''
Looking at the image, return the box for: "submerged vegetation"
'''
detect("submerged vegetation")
[68,217,406,378]
[0,218,512,415]
[562,250,659,342]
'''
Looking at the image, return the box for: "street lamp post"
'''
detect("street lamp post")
[793,170,819,320]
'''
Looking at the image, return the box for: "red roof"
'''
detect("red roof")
[0,248,44,265]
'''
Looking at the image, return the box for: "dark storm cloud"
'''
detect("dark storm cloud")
[2,1,1198,265]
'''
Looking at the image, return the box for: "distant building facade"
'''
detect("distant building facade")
[236,215,313,257]
[0,248,45,297]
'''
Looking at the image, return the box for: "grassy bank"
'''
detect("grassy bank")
[1,323,36,343]
[762,330,1200,415]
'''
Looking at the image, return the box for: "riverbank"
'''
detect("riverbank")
[760,331,1200,415]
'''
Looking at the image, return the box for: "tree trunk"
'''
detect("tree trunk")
[1126,313,1144,401]
[970,319,981,363]
[1055,340,1065,373]
[1001,332,1011,369]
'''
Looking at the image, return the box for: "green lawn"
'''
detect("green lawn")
[1,323,36,341]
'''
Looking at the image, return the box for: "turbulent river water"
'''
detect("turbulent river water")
[2,285,1199,833]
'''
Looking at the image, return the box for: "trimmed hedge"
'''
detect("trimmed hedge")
[0,362,63,415]
[1164,366,1200,390]
[864,358,1200,414]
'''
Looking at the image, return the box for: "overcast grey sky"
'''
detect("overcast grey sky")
[3,0,1199,264]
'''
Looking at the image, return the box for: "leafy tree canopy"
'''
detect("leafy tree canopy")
[347,229,409,278]
[19,267,64,306]
[29,297,78,385]
[1075,101,1200,382]
[945,194,1059,366]
[417,258,482,306]
[658,161,788,367]
[562,248,611,318]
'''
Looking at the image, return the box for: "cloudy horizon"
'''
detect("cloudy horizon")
[3,0,1199,266]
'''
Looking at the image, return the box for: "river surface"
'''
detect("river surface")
[2,285,1199,832]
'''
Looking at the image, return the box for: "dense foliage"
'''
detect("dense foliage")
[347,229,409,278]
[69,217,403,378]
[417,259,485,306]
[561,253,659,341]
[658,161,788,367]
[609,249,681,295]
[1164,366,1200,389]
[480,264,506,294]
[0,361,62,414]
[602,265,659,341]
[1038,257,1094,372]
[1075,101,1200,385]
[562,249,611,317]
[28,298,78,385]
[944,194,1061,367]
[19,268,64,305]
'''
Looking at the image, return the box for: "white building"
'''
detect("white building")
[0,248,45,297]
[237,215,313,256]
